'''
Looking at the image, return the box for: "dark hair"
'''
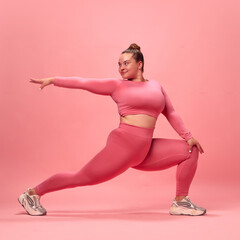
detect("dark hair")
[121,43,144,72]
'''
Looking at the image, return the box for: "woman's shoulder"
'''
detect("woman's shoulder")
[148,78,163,88]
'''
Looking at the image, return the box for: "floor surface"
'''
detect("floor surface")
[1,182,239,240]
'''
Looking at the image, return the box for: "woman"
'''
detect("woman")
[18,43,205,216]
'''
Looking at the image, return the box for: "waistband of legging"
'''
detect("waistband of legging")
[118,122,155,138]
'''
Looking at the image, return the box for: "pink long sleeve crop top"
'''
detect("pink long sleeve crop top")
[53,76,193,141]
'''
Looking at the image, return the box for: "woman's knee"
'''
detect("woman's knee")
[191,145,199,159]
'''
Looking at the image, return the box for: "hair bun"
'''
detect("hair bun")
[129,43,141,51]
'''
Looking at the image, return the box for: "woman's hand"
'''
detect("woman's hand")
[187,137,204,154]
[29,77,54,90]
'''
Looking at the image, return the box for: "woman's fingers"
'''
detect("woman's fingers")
[199,144,204,153]
[197,143,204,154]
[188,138,204,154]
[30,78,44,91]
[29,78,52,91]
[29,78,43,84]
[197,144,202,153]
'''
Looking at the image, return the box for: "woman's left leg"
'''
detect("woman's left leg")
[131,138,199,196]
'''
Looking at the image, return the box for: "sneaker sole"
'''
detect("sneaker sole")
[169,207,207,216]
[18,194,47,216]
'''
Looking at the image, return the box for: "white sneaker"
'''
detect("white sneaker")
[18,188,47,216]
[169,196,206,216]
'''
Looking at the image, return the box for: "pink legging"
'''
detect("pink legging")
[34,122,199,197]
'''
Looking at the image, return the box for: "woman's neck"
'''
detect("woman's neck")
[127,77,148,82]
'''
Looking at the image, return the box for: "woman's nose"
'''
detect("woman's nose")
[120,65,125,71]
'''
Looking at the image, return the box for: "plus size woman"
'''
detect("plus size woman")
[18,43,205,216]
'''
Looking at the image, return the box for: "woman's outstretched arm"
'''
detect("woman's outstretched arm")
[29,76,121,96]
[53,76,121,96]
[161,85,193,141]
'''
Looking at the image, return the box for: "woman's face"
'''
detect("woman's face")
[118,53,142,79]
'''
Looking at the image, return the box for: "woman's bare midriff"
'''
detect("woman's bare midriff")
[120,114,157,129]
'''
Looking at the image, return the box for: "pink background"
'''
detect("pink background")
[1,0,239,239]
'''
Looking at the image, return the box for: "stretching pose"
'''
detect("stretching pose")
[18,43,205,216]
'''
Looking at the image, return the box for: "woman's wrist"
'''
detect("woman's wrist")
[50,77,54,84]
[186,137,193,142]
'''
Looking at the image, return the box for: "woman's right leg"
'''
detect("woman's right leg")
[34,123,154,196]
